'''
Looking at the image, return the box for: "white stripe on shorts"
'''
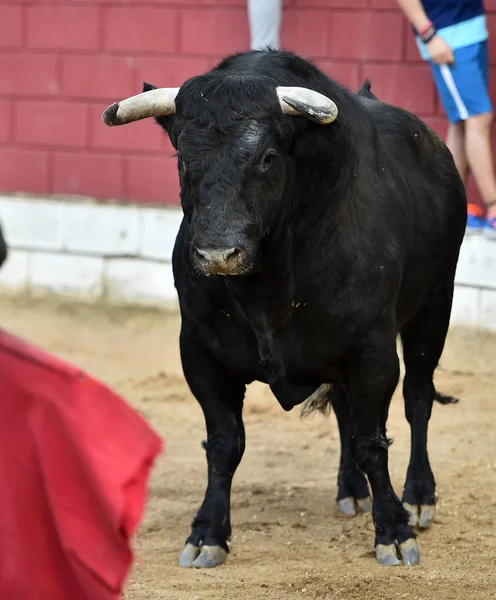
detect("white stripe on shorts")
[439,64,469,120]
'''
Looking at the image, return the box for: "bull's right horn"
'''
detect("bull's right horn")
[102,87,180,127]
[276,87,338,125]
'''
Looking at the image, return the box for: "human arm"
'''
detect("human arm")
[396,0,455,64]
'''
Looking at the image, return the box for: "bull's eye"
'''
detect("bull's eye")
[260,150,277,172]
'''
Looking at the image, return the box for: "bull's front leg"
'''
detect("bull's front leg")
[178,323,246,569]
[346,325,420,567]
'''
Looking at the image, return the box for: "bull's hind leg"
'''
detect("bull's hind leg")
[301,384,371,515]
[178,323,246,569]
[400,275,455,529]
[332,385,372,516]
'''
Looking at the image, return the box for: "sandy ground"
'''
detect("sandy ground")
[1,296,495,600]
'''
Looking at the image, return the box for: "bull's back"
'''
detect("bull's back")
[369,102,466,324]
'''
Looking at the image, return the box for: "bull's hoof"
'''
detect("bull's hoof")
[337,495,372,516]
[178,543,200,568]
[375,544,400,566]
[403,502,435,529]
[375,538,420,567]
[179,543,228,569]
[399,538,421,566]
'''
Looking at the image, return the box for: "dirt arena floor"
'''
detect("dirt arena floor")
[1,296,495,600]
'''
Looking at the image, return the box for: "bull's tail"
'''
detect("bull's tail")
[300,383,333,418]
[300,384,458,419]
[434,390,459,405]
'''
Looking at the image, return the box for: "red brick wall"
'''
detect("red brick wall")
[1,0,496,206]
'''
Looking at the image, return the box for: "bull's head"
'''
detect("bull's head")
[102,73,338,276]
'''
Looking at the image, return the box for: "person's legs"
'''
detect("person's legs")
[247,0,283,51]
[429,42,495,231]
[446,121,468,182]
[465,113,496,220]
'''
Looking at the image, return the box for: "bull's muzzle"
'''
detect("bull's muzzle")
[193,246,247,276]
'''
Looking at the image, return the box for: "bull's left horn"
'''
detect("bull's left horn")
[102,87,180,126]
[276,87,338,125]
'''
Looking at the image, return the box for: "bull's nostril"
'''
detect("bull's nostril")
[223,247,241,262]
[194,247,209,261]
[194,247,243,262]
[193,247,245,273]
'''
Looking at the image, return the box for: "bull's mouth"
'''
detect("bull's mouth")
[192,246,254,276]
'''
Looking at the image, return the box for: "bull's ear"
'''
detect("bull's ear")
[142,81,157,93]
[142,81,171,132]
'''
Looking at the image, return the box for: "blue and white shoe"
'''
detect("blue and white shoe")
[466,204,485,235]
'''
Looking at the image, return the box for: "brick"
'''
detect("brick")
[29,252,103,299]
[189,0,247,4]
[313,60,361,92]
[0,249,29,293]
[126,155,180,205]
[104,258,176,306]
[330,11,403,61]
[53,152,125,200]
[488,67,496,113]
[62,202,139,255]
[145,0,271,4]
[134,56,211,90]
[61,55,135,100]
[361,63,435,115]
[26,6,99,50]
[139,207,183,261]
[281,10,329,58]
[479,288,496,331]
[294,0,366,5]
[180,8,249,55]
[0,198,63,251]
[89,106,163,153]
[368,0,399,7]
[0,54,59,97]
[487,14,496,62]
[0,150,49,195]
[14,101,88,148]
[455,235,496,289]
[0,101,12,143]
[450,286,479,327]
[0,6,22,48]
[103,7,178,53]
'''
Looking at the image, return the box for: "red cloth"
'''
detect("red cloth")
[0,329,163,600]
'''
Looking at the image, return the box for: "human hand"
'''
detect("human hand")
[426,36,454,64]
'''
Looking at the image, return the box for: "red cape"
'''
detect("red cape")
[0,329,163,600]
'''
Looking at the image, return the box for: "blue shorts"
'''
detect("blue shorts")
[429,41,493,123]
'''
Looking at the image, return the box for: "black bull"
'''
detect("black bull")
[103,50,467,568]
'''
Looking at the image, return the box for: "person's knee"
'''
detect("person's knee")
[465,112,494,132]
[448,121,465,134]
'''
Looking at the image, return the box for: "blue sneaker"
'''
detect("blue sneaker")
[466,204,485,234]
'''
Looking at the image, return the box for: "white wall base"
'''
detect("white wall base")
[0,196,180,309]
[0,196,495,329]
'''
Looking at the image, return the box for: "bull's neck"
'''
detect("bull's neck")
[227,215,298,316]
